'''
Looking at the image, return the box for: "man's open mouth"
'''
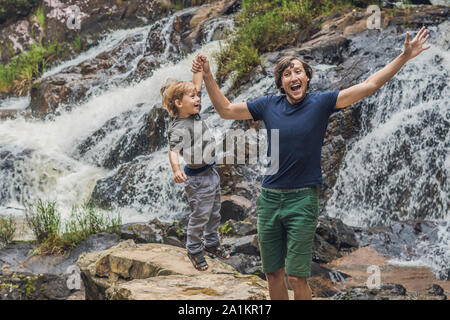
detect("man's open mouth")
[290,84,302,93]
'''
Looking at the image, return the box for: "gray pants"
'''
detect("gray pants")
[182,166,222,255]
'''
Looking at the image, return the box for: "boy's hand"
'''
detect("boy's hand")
[192,53,211,74]
[174,169,187,183]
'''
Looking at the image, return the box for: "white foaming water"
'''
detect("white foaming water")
[0,96,30,110]
[41,25,153,79]
[387,221,450,280]
[0,39,221,222]
[327,24,449,227]
[326,22,450,279]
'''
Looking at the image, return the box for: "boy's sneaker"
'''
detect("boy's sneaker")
[204,242,230,259]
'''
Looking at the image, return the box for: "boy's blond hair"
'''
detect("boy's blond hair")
[160,79,197,117]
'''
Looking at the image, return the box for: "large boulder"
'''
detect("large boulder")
[312,216,359,264]
[76,240,269,300]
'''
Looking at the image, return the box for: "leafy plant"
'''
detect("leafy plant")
[214,0,381,88]
[0,41,65,95]
[24,199,122,255]
[0,215,16,245]
[24,199,60,243]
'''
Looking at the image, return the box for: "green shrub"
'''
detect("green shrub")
[73,34,82,52]
[0,215,16,245]
[219,220,233,236]
[24,199,122,255]
[214,0,382,88]
[35,6,45,29]
[63,203,122,246]
[24,199,60,244]
[0,41,65,95]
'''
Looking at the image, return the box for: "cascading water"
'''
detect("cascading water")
[0,6,234,225]
[326,21,449,279]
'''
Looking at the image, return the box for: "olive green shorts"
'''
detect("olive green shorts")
[256,187,319,278]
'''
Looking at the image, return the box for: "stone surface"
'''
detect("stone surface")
[0,270,71,300]
[105,273,267,300]
[326,246,450,300]
[77,240,269,300]
[219,195,252,222]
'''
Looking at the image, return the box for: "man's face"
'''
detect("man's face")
[280,59,309,105]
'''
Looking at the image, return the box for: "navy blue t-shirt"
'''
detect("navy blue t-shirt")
[247,91,341,189]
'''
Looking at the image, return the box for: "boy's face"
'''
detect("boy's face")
[176,85,201,116]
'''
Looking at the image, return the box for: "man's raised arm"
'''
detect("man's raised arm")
[192,54,253,120]
[336,26,431,109]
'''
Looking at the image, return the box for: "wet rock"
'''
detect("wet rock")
[427,284,445,296]
[332,283,408,300]
[224,219,257,237]
[354,220,449,280]
[20,233,120,276]
[0,233,120,277]
[297,36,351,65]
[99,105,169,169]
[332,283,447,300]
[120,223,162,244]
[312,216,359,264]
[0,109,32,121]
[126,1,234,82]
[90,155,187,212]
[224,253,262,276]
[313,234,341,264]
[119,219,188,248]
[0,146,33,206]
[309,262,351,298]
[30,32,147,117]
[219,195,252,222]
[316,216,359,251]
[222,0,241,15]
[0,270,71,300]
[221,235,259,258]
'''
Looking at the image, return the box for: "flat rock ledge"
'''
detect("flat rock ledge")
[76,240,268,300]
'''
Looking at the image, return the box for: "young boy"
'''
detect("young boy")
[160,55,230,271]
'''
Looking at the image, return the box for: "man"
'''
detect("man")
[192,26,430,300]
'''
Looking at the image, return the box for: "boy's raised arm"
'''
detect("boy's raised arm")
[192,54,203,93]
[192,54,253,120]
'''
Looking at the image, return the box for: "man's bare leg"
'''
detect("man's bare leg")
[266,268,289,300]
[287,275,312,300]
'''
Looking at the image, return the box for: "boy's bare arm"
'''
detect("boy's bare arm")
[169,149,187,183]
[192,54,203,92]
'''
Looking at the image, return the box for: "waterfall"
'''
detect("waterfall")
[326,21,449,226]
[326,21,449,279]
[0,7,234,224]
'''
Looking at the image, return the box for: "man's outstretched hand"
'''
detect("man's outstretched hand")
[191,53,211,74]
[403,26,431,60]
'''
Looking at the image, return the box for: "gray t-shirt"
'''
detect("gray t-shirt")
[168,113,216,169]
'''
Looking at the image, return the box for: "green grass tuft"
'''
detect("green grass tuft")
[214,0,381,88]
[24,199,122,255]
[0,215,16,245]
